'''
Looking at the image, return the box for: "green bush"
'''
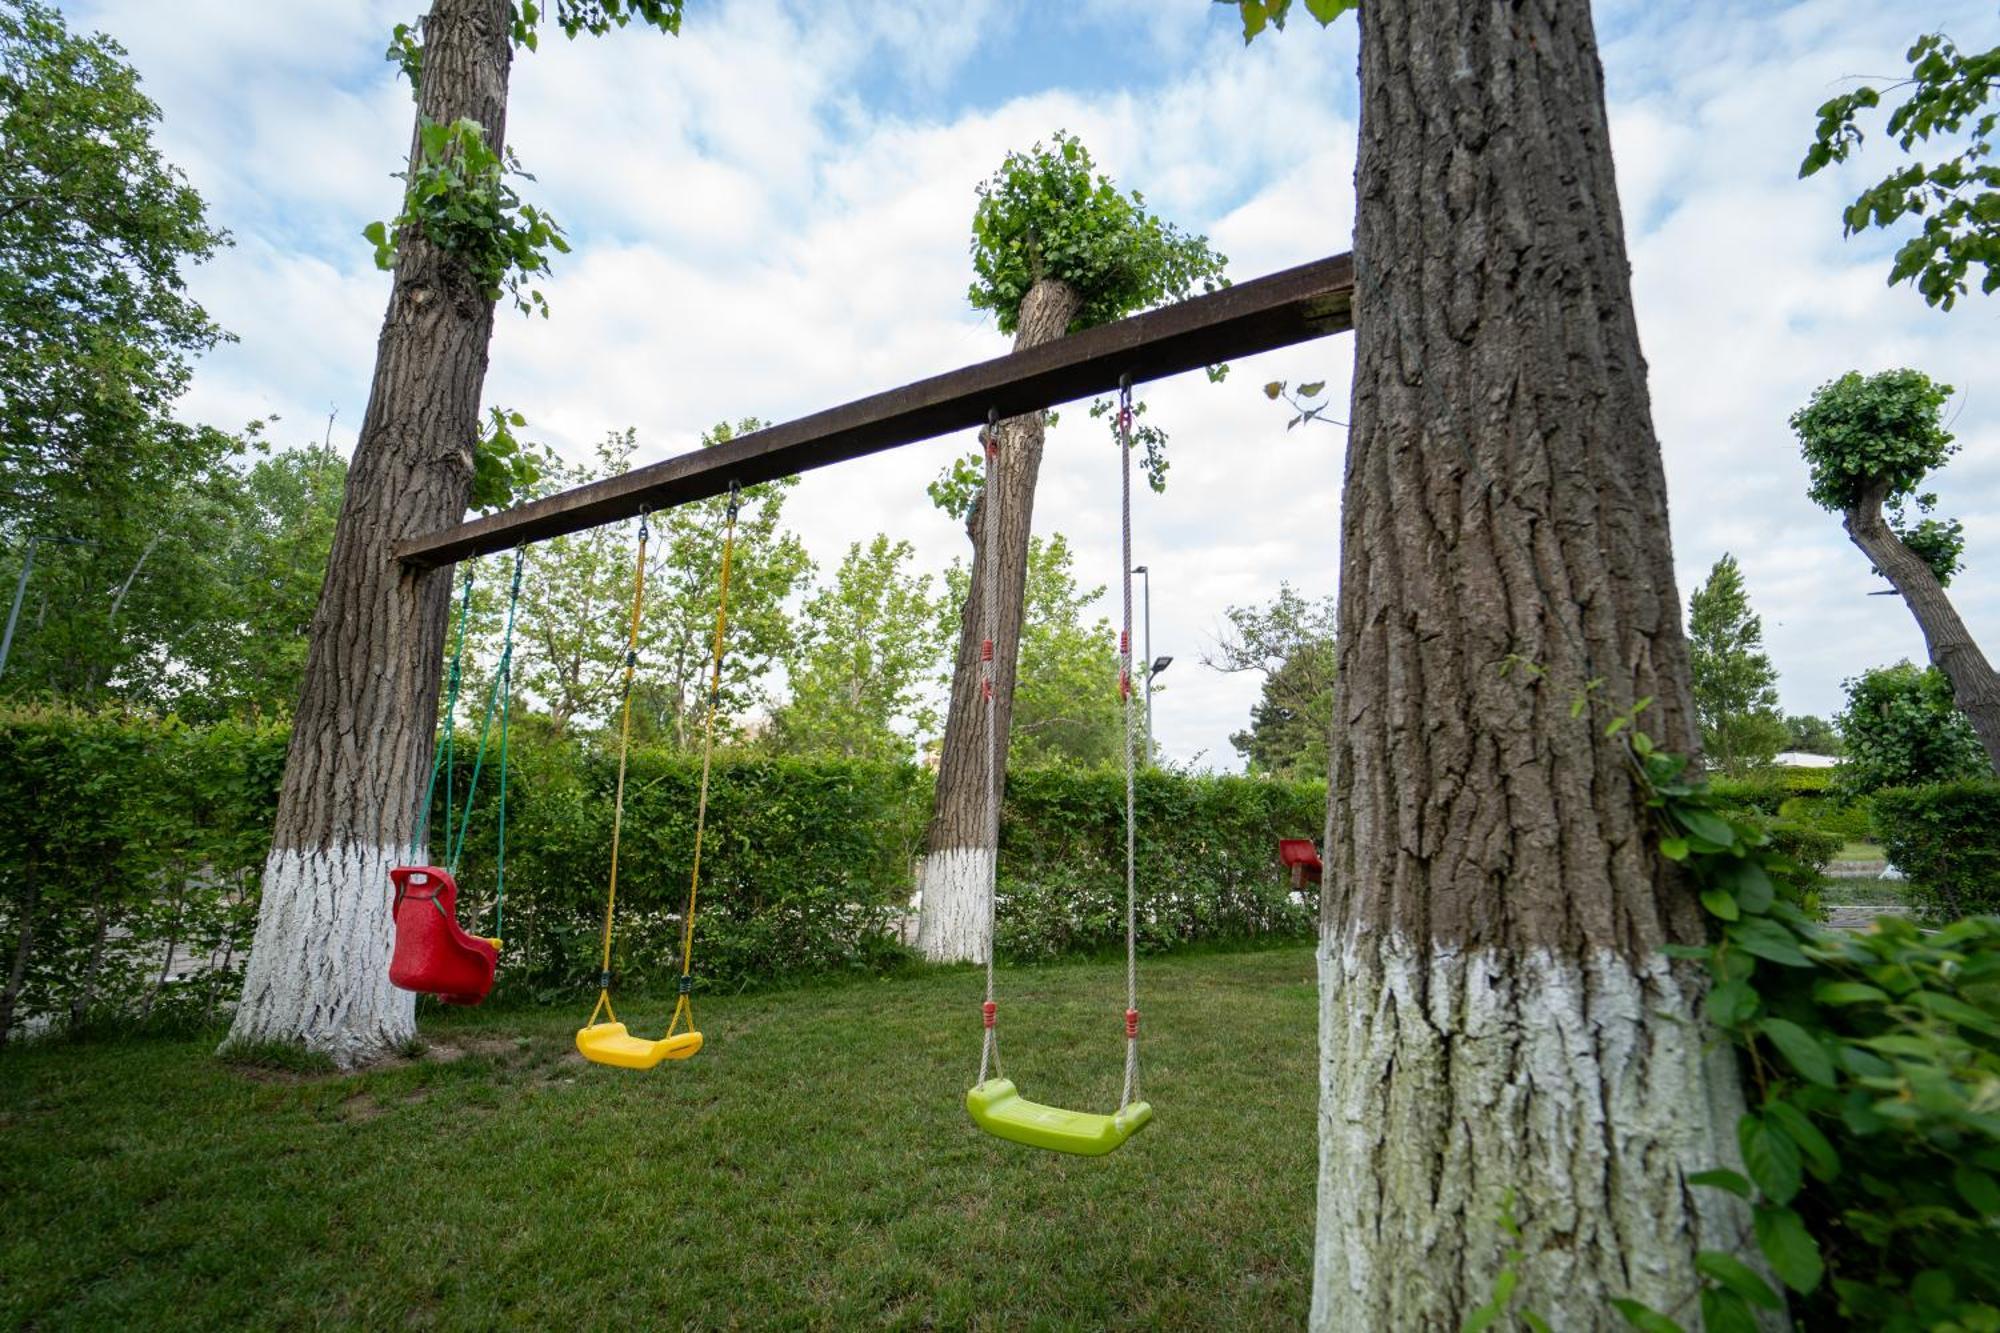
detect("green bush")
[1,712,1328,1037]
[1778,794,1877,845]
[995,768,1319,961]
[1873,782,2000,920]
[0,706,285,1044]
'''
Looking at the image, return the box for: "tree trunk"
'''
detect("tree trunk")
[1845,482,2000,774]
[225,0,512,1068]
[1314,1,1753,1326]
[0,864,38,1049]
[68,897,110,1029]
[914,277,1083,962]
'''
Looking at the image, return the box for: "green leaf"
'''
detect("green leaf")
[1764,1101,1838,1180]
[1813,980,1889,1006]
[1701,887,1740,922]
[1610,1298,1684,1333]
[1757,1018,1836,1087]
[1729,918,1812,967]
[1739,1113,1802,1204]
[1678,807,1738,849]
[1688,1168,1751,1199]
[1752,1204,1823,1294]
[1696,1251,1782,1309]
[1658,836,1689,861]
[1705,979,1758,1026]
[1301,0,1355,23]
[1956,1164,2000,1218]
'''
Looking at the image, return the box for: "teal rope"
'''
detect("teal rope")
[412,565,476,864]
[445,549,524,876]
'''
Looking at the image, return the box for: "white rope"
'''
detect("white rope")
[978,409,1003,1088]
[1117,375,1141,1111]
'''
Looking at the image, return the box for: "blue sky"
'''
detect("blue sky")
[61,0,2000,768]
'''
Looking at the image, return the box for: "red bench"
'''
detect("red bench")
[1278,838,1323,890]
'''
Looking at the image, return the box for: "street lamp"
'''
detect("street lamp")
[1132,565,1166,765]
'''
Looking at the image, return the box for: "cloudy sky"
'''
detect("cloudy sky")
[65,0,2000,768]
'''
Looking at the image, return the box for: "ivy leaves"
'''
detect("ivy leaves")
[1800,31,1999,310]
[365,117,569,319]
[1617,713,2000,1330]
[968,131,1227,335]
[1221,0,1356,44]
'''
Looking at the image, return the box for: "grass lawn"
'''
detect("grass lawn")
[1822,875,1909,908]
[1836,840,1886,862]
[0,945,1317,1329]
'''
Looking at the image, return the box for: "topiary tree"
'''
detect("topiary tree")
[1834,660,1989,796]
[1792,368,2000,777]
[915,131,1224,962]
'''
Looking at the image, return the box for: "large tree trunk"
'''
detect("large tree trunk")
[1313,1,1753,1325]
[1844,481,2000,774]
[914,277,1082,962]
[225,0,512,1068]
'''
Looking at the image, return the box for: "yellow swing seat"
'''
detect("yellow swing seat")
[966,1078,1152,1157]
[575,1022,702,1070]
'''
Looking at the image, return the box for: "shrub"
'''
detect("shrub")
[1778,795,1876,845]
[1872,782,2000,920]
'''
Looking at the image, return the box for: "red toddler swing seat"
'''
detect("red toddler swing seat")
[388,866,499,1006]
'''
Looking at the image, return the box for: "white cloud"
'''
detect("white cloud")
[60,0,2000,769]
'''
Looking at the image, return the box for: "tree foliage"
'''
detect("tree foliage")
[1792,368,1965,585]
[1221,0,1356,44]
[1207,584,1336,780]
[511,427,806,744]
[1785,714,1843,757]
[1688,554,1787,775]
[1834,661,1989,796]
[770,535,944,762]
[1800,28,2000,309]
[967,131,1227,335]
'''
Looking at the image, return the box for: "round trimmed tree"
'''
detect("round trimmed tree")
[915,132,1223,961]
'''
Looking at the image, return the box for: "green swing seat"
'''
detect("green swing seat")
[966,1078,1152,1157]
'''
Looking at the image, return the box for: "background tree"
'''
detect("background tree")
[1784,713,1843,756]
[1793,368,2000,775]
[770,535,942,762]
[1800,26,1998,309]
[1687,553,1788,774]
[1000,534,1131,769]
[1245,0,1755,1324]
[228,0,682,1067]
[1835,660,1989,795]
[0,0,234,703]
[1204,584,1336,780]
[915,131,1225,961]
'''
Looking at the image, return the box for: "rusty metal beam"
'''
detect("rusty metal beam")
[395,251,1354,569]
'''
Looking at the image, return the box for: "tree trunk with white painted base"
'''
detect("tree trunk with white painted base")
[915,277,1082,963]
[226,0,511,1068]
[1313,0,1755,1325]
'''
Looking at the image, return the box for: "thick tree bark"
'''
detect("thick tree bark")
[915,277,1083,962]
[1845,482,2000,774]
[1314,1,1754,1326]
[225,0,512,1067]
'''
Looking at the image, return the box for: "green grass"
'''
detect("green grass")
[1836,840,1886,862]
[0,945,1318,1329]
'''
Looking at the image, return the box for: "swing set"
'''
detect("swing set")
[386,251,1356,1154]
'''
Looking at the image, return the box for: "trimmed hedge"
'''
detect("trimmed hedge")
[1873,781,2000,919]
[995,769,1321,961]
[0,710,1326,1039]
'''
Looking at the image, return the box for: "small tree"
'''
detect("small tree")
[1835,661,1989,795]
[1784,714,1843,757]
[1687,553,1787,774]
[770,535,943,763]
[915,132,1223,961]
[1792,369,2000,776]
[1205,585,1337,781]
[1799,26,1999,310]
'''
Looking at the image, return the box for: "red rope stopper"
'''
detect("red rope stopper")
[983,679,993,701]
[981,638,993,662]
[1119,670,1130,700]
[1119,630,1129,654]
[1125,1008,1139,1038]
[983,429,998,458]
[983,1000,997,1029]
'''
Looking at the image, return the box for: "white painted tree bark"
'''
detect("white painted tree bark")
[915,278,1082,964]
[1313,0,1761,1325]
[224,0,512,1067]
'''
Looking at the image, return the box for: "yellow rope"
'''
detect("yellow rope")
[668,487,739,1039]
[588,514,651,1030]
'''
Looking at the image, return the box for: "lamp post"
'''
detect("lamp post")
[1133,565,1173,765]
